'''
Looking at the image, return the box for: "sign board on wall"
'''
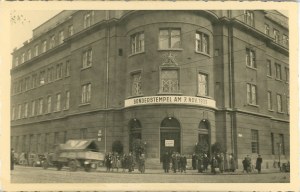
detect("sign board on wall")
[124,96,216,108]
[165,140,174,147]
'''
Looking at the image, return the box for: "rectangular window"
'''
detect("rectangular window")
[12,106,15,120]
[47,96,52,113]
[59,31,64,44]
[285,67,289,83]
[82,49,93,68]
[32,74,38,88]
[45,133,49,152]
[277,94,282,112]
[50,35,55,49]
[161,69,179,93]
[68,25,74,36]
[42,40,47,53]
[34,45,39,56]
[198,73,208,96]
[65,60,70,77]
[273,29,279,43]
[31,100,36,116]
[267,60,272,76]
[196,32,209,54]
[25,77,30,91]
[22,53,25,63]
[130,32,145,54]
[246,83,257,105]
[131,73,142,96]
[80,128,87,139]
[15,57,19,67]
[56,63,63,79]
[56,93,61,111]
[24,102,28,118]
[244,10,254,26]
[282,35,288,47]
[246,48,256,68]
[38,98,43,115]
[275,63,282,80]
[251,129,259,153]
[264,24,270,35]
[271,133,275,155]
[159,29,181,49]
[37,134,41,153]
[267,91,272,110]
[27,49,31,60]
[40,70,46,85]
[81,83,91,104]
[65,91,70,110]
[47,68,52,82]
[84,11,93,29]
[18,104,21,119]
[279,134,285,155]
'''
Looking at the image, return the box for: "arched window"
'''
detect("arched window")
[198,119,210,151]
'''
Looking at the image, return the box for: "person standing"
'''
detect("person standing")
[242,157,248,173]
[203,154,209,172]
[11,148,14,171]
[138,154,145,173]
[229,153,236,172]
[192,153,197,170]
[171,152,178,173]
[127,152,134,172]
[255,154,263,173]
[197,154,203,173]
[211,156,218,174]
[162,152,170,173]
[218,153,224,173]
[179,154,187,173]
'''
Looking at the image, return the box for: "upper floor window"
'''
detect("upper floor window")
[42,40,47,53]
[56,93,61,111]
[285,67,289,83]
[282,35,288,47]
[198,73,208,96]
[246,48,256,68]
[68,25,74,36]
[131,72,142,96]
[84,11,94,29]
[15,57,19,67]
[65,60,70,77]
[12,106,15,120]
[160,68,179,93]
[65,91,70,110]
[27,49,31,60]
[81,83,91,104]
[267,91,272,110]
[50,35,55,49]
[59,31,64,44]
[47,67,54,82]
[275,63,282,80]
[80,128,87,139]
[264,24,270,35]
[247,83,257,105]
[56,63,63,79]
[273,29,279,43]
[34,45,39,56]
[18,104,22,119]
[31,100,36,117]
[82,49,92,68]
[279,134,285,155]
[22,53,25,63]
[195,32,209,54]
[159,29,181,49]
[47,96,52,113]
[38,98,43,115]
[32,74,38,88]
[40,70,46,85]
[244,10,254,26]
[130,32,144,54]
[266,60,272,76]
[276,94,282,112]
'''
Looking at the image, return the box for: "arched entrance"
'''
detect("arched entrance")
[129,119,142,152]
[198,119,210,156]
[160,117,180,160]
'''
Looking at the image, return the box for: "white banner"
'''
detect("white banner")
[165,140,174,147]
[124,96,216,108]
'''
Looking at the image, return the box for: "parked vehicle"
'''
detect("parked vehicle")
[42,139,105,172]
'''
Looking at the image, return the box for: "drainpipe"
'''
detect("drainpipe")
[104,11,110,153]
[227,10,235,159]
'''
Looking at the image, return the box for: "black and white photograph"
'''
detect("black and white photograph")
[0,2,298,191]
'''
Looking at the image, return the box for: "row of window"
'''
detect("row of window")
[11,91,70,120]
[12,61,70,95]
[264,24,288,47]
[266,60,289,82]
[251,129,285,155]
[130,30,210,55]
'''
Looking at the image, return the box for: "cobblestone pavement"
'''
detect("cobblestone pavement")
[11,165,290,183]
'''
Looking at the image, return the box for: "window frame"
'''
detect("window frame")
[197,72,209,97]
[159,66,181,94]
[65,91,70,110]
[81,83,91,104]
[130,31,145,55]
[195,31,210,55]
[264,24,270,35]
[276,93,283,113]
[251,129,259,154]
[56,93,61,112]
[246,83,257,105]
[42,40,47,53]
[275,63,282,80]
[273,29,279,43]
[244,10,254,27]
[130,71,143,97]
[266,59,272,77]
[158,28,182,50]
[267,91,273,111]
[59,30,64,44]
[82,49,93,69]
[246,48,256,69]
[47,95,52,114]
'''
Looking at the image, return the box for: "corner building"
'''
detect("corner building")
[11,10,289,169]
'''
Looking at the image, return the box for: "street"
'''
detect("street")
[11,165,290,183]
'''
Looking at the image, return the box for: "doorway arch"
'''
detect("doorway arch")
[128,119,142,152]
[198,119,210,157]
[160,117,181,160]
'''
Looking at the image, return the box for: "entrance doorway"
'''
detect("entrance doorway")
[160,117,180,161]
[198,119,210,157]
[129,119,142,152]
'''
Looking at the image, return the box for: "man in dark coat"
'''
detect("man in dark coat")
[229,153,236,172]
[211,156,218,174]
[197,154,203,173]
[171,153,179,173]
[192,153,197,170]
[162,152,170,173]
[255,155,263,173]
[127,152,134,172]
[11,148,14,171]
[179,155,187,173]
[203,154,209,172]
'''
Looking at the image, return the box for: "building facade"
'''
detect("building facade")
[11,10,289,169]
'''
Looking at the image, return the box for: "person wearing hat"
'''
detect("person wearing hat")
[255,154,263,173]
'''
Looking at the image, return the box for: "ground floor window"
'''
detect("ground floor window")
[251,129,259,153]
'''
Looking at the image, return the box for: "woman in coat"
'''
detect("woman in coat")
[229,154,236,172]
[255,155,263,173]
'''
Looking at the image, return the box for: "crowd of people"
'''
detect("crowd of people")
[161,152,188,173]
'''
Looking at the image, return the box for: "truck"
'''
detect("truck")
[42,139,105,172]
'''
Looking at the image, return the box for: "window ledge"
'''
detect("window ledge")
[158,48,183,51]
[45,112,51,115]
[268,109,274,112]
[79,103,90,107]
[81,66,92,71]
[157,92,183,95]
[53,110,61,113]
[63,108,69,111]
[128,51,145,58]
[267,75,272,78]
[246,66,257,71]
[275,78,283,82]
[277,111,284,114]
[195,51,211,57]
[247,103,259,108]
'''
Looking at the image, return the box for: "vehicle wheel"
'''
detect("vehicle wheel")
[56,163,63,171]
[68,160,77,172]
[84,164,91,172]
[42,161,49,169]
